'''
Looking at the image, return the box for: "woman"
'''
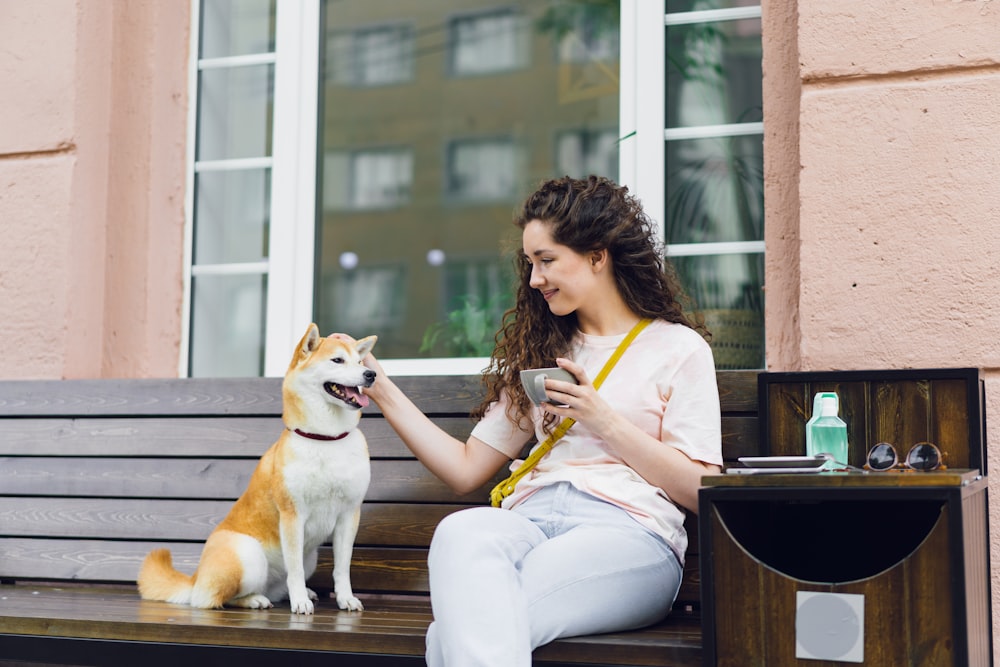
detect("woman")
[349,175,721,666]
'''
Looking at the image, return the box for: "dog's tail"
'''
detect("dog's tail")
[137,548,195,604]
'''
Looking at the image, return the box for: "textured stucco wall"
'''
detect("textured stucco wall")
[0,1,188,379]
[764,0,1000,655]
[0,3,84,378]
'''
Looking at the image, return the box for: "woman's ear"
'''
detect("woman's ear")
[589,249,608,271]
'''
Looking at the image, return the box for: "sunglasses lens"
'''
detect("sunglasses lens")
[907,443,941,471]
[867,443,897,470]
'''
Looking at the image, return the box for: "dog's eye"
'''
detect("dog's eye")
[331,357,345,364]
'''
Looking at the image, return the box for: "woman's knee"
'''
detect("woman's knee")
[429,506,542,570]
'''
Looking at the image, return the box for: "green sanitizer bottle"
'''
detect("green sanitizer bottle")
[805,392,849,469]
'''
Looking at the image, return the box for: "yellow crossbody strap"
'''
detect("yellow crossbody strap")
[489,318,652,507]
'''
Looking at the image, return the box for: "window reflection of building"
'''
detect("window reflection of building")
[322,265,407,335]
[556,128,619,182]
[327,23,415,87]
[449,9,528,76]
[446,138,519,202]
[324,149,413,210]
[558,11,619,64]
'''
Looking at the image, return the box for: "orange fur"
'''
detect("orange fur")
[137,549,195,604]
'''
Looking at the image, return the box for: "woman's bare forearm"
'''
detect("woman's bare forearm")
[367,375,508,495]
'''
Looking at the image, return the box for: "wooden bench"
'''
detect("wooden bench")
[0,370,760,666]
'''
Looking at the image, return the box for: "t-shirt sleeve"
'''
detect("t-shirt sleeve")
[660,340,723,465]
[470,392,534,459]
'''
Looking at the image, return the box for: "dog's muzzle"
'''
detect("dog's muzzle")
[323,375,374,409]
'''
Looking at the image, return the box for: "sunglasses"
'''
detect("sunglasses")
[864,441,946,472]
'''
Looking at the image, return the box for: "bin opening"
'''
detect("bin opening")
[713,498,945,583]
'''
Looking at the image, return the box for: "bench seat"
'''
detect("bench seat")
[0,585,702,666]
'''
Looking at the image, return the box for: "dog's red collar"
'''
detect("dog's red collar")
[292,428,350,441]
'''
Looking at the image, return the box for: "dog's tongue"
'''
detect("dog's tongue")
[345,385,370,408]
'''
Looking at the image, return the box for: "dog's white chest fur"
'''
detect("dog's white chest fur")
[285,433,371,544]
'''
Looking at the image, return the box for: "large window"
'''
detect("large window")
[184,0,764,376]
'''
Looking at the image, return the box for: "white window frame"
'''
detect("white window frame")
[185,0,760,377]
[182,0,320,378]
[660,4,766,263]
[264,0,322,377]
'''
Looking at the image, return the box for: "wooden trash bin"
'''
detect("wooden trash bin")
[699,471,992,666]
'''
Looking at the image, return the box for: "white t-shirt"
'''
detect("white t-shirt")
[471,319,722,561]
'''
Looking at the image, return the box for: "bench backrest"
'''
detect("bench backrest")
[0,371,759,610]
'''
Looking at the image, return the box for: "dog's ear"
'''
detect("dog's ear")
[293,323,321,362]
[354,335,377,360]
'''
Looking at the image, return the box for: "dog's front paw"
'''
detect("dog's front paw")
[337,594,364,612]
[241,594,273,610]
[290,595,316,615]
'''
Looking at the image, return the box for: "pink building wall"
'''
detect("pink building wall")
[2,0,999,656]
[764,1,1000,650]
[0,1,187,378]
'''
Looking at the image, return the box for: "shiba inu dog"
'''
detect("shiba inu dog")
[138,324,376,614]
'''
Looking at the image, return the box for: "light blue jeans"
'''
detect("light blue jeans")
[425,482,683,666]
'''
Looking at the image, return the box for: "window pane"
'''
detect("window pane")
[666,16,762,128]
[316,1,620,358]
[189,273,266,377]
[666,134,763,245]
[671,252,763,369]
[200,0,276,58]
[194,169,270,264]
[197,65,274,161]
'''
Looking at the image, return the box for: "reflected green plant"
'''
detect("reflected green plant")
[420,295,506,358]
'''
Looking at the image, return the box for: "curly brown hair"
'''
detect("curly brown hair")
[472,175,706,430]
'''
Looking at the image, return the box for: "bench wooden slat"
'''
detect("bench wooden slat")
[0,538,434,593]
[719,414,761,460]
[0,416,473,458]
[0,498,469,545]
[0,378,283,418]
[0,457,492,502]
[0,413,750,465]
[0,373,755,418]
[0,376,487,418]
